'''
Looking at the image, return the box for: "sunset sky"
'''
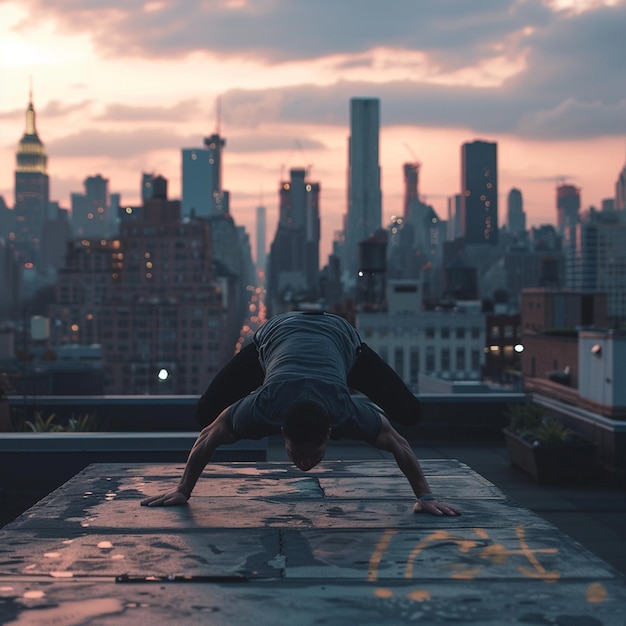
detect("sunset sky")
[1,0,625,262]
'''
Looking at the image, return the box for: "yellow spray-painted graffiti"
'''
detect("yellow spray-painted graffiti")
[368,526,608,605]
[367,529,397,581]
[369,525,560,583]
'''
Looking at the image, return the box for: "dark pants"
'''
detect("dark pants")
[195,342,422,428]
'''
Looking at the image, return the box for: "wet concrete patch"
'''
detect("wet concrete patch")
[0,530,281,579]
[1,579,626,625]
[7,495,547,532]
[319,474,504,499]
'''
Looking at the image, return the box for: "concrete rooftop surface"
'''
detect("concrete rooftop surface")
[1,451,626,625]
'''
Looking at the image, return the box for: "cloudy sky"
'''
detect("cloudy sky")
[1,0,625,261]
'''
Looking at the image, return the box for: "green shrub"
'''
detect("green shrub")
[531,418,574,445]
[505,403,580,446]
[13,411,101,433]
[505,403,545,434]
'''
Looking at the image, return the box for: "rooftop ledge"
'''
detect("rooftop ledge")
[0,432,265,453]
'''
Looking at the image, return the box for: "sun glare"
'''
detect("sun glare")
[0,19,91,67]
[550,0,619,12]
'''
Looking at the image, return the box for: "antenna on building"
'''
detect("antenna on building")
[29,75,33,104]
[215,95,222,135]
[403,142,419,162]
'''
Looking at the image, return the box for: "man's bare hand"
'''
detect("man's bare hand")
[141,490,189,507]
[413,499,461,516]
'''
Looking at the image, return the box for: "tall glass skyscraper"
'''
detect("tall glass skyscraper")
[507,188,526,235]
[556,184,581,236]
[460,140,498,245]
[181,132,226,218]
[346,98,382,277]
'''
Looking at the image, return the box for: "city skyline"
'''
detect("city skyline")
[1,0,625,262]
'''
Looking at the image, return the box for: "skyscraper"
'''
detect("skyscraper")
[14,90,49,245]
[615,162,626,211]
[141,172,155,202]
[460,140,498,245]
[403,162,420,218]
[71,175,110,238]
[256,204,267,272]
[556,184,580,236]
[346,98,382,278]
[447,194,462,240]
[507,188,526,235]
[181,132,227,218]
[181,148,212,218]
[267,168,320,314]
[204,132,226,214]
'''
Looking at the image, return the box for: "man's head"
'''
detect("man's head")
[281,401,332,471]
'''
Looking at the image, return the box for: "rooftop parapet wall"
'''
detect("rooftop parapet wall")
[5,393,524,437]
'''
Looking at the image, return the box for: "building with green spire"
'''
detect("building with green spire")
[14,89,49,246]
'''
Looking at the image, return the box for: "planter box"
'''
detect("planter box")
[503,428,598,485]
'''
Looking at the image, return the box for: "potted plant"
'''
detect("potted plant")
[503,403,597,484]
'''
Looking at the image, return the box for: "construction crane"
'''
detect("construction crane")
[403,142,421,168]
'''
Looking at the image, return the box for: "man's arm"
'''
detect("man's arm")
[372,416,460,516]
[141,409,237,507]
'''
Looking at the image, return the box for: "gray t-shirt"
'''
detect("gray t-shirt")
[225,312,383,443]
